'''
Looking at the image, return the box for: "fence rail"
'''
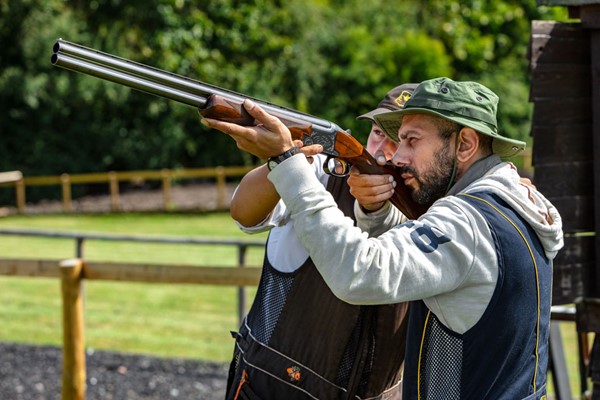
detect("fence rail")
[0,228,265,400]
[0,166,255,213]
[0,227,264,257]
[0,258,61,278]
[2,257,263,400]
[0,228,264,320]
[0,257,262,286]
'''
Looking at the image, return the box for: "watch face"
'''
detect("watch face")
[267,159,279,171]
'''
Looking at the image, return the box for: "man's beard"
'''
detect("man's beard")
[399,147,455,205]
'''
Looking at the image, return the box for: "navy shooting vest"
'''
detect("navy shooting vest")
[402,192,552,400]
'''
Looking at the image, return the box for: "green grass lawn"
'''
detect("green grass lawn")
[0,212,265,362]
[0,212,587,396]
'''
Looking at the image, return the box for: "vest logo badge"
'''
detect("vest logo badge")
[286,366,301,382]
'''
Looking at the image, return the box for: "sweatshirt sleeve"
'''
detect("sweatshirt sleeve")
[233,153,330,235]
[268,154,482,305]
[354,201,407,237]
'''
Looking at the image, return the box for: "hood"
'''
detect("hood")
[466,162,564,260]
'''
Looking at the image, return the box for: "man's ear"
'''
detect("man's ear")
[456,127,479,162]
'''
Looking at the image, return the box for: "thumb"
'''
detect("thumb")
[372,150,387,165]
[243,99,282,131]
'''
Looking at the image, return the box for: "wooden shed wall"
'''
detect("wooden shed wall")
[529,20,595,304]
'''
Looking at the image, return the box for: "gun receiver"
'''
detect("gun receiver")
[51,39,428,219]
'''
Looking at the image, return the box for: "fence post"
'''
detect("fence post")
[61,174,72,213]
[108,171,120,212]
[75,237,85,258]
[161,169,172,210]
[15,178,25,214]
[216,166,226,209]
[237,244,248,326]
[60,259,86,400]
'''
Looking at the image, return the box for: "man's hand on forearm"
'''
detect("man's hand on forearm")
[200,99,295,160]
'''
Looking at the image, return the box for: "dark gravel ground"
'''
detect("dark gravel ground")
[0,342,229,400]
[0,182,239,216]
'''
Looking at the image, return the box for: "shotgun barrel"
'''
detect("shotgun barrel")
[51,39,341,135]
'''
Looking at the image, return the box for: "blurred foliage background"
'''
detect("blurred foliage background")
[0,0,567,200]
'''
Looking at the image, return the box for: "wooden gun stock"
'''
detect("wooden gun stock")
[199,94,428,219]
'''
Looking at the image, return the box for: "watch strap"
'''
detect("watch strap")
[267,146,300,170]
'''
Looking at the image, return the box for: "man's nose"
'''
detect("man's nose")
[391,145,409,167]
[381,141,398,161]
[372,142,393,162]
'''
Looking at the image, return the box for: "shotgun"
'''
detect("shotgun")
[50,38,428,219]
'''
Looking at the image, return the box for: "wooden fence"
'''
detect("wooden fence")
[0,153,532,215]
[0,257,262,400]
[0,166,255,213]
[0,228,265,400]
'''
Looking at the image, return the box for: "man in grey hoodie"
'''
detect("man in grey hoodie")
[201,77,564,399]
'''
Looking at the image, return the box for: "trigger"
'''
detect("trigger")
[323,157,350,177]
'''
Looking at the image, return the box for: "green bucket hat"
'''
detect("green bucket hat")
[373,77,526,158]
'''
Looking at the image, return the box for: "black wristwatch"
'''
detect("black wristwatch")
[267,146,300,171]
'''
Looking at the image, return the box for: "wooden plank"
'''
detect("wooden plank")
[530,21,590,67]
[547,196,595,232]
[533,161,593,197]
[531,19,588,40]
[553,261,591,304]
[553,235,596,304]
[532,97,592,126]
[576,297,600,333]
[60,259,86,400]
[532,123,592,164]
[16,180,25,213]
[82,262,262,286]
[555,235,596,265]
[0,259,61,277]
[591,29,600,301]
[530,63,591,98]
[538,1,600,8]
[0,170,22,183]
[20,166,257,187]
[171,166,253,179]
[580,4,600,29]
[24,176,63,185]
[0,259,264,287]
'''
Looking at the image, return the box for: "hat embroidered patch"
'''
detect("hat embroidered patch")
[394,90,412,108]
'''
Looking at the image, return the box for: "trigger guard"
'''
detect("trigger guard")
[323,156,350,177]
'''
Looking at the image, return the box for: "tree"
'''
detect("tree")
[0,0,568,203]
[412,0,567,143]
